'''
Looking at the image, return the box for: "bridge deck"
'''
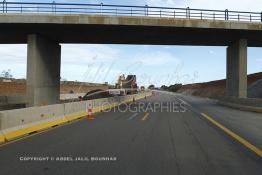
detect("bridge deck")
[0,14,262,46]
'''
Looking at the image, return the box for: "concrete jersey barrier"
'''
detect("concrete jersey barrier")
[0,104,67,141]
[0,92,152,142]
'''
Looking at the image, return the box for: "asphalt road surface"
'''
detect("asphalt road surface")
[0,92,261,175]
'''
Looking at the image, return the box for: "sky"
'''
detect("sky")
[0,0,262,87]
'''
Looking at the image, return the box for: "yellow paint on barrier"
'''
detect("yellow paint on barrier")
[0,133,6,143]
[66,112,87,121]
[4,117,69,141]
[201,113,262,158]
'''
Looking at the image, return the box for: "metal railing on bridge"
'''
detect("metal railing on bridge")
[1,1,262,23]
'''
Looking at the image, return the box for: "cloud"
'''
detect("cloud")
[61,63,122,84]
[10,0,262,12]
[0,44,27,78]
[163,46,171,49]
[60,44,121,82]
[0,44,26,64]
[209,50,215,54]
[0,44,121,81]
[132,51,180,66]
[145,0,262,11]
[145,0,184,7]
[0,44,120,66]
[61,44,120,65]
[189,0,262,11]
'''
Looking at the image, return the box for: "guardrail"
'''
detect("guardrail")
[1,1,262,23]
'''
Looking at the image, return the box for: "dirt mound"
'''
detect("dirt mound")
[248,79,262,98]
[178,72,262,99]
[0,80,109,96]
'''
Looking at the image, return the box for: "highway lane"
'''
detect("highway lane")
[176,93,262,148]
[0,93,261,175]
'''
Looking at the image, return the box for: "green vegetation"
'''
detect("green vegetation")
[148,84,155,89]
[161,84,183,92]
[0,69,13,78]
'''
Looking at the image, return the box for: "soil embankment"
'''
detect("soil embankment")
[0,79,109,96]
[178,72,262,99]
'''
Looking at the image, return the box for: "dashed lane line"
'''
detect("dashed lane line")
[127,113,138,120]
[141,113,150,121]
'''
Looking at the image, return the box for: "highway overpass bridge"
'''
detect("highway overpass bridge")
[1,2,262,106]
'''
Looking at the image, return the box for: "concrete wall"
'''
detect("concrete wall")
[0,92,152,143]
[0,96,27,105]
[0,104,66,140]
[60,93,86,100]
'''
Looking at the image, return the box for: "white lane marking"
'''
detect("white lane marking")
[176,97,192,107]
[127,113,138,120]
[152,90,192,107]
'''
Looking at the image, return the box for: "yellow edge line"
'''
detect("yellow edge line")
[201,113,262,158]
[141,113,150,121]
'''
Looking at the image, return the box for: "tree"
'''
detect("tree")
[161,85,168,90]
[1,69,13,78]
[168,84,183,92]
[148,84,155,89]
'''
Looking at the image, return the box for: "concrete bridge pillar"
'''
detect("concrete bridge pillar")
[226,39,247,98]
[26,34,61,107]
